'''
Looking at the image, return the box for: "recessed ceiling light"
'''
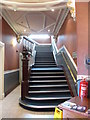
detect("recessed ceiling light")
[48,29,50,32]
[14,9,16,11]
[24,29,26,32]
[51,9,54,12]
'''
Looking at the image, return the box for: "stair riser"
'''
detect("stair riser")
[29,82,67,86]
[31,69,63,72]
[30,77,66,80]
[28,91,70,95]
[36,55,53,57]
[30,73,65,76]
[33,66,57,68]
[35,63,56,65]
[35,61,55,63]
[35,59,55,62]
[29,86,69,91]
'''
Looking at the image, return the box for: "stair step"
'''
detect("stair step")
[29,86,69,91]
[29,84,68,88]
[28,89,70,94]
[25,96,71,101]
[30,75,65,79]
[35,63,56,65]
[29,79,66,83]
[35,60,55,63]
[31,67,63,71]
[34,65,57,67]
[29,82,67,86]
[31,72,64,75]
[36,56,53,58]
[19,98,70,110]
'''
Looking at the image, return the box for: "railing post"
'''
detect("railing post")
[21,47,29,100]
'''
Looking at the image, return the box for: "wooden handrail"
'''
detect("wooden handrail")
[23,37,34,44]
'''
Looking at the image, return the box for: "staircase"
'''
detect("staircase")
[19,45,72,111]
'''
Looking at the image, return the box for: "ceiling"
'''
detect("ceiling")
[0,0,69,36]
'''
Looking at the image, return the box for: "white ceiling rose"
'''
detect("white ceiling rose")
[0,0,66,11]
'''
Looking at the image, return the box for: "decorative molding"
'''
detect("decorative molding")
[1,3,68,36]
[2,9,18,35]
[1,0,66,11]
[4,69,19,75]
[54,7,69,35]
[53,9,62,33]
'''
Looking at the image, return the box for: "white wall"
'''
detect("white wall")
[0,41,4,99]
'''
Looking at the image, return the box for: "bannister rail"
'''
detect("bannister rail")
[23,37,34,44]
[61,52,76,83]
[21,37,37,100]
[51,37,77,96]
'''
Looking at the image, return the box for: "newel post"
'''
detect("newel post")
[21,47,29,100]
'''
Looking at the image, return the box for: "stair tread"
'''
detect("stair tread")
[30,75,65,78]
[29,80,67,83]
[31,72,64,75]
[29,84,68,87]
[35,61,55,63]
[25,96,72,100]
[31,67,63,71]
[34,65,57,66]
[19,98,71,109]
[28,90,70,93]
[35,63,56,65]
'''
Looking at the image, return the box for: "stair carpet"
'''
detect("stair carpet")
[19,45,72,111]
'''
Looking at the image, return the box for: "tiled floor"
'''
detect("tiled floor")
[1,86,54,119]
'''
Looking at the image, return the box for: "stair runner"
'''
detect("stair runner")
[19,45,72,111]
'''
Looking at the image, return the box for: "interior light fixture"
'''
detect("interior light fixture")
[51,9,54,12]
[24,29,26,32]
[14,9,16,11]
[12,38,17,47]
[48,29,50,32]
[28,34,50,40]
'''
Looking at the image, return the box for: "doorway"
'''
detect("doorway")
[0,41,4,100]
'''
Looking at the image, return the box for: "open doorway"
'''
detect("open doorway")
[0,41,4,100]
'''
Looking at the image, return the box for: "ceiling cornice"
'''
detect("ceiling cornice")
[2,9,18,35]
[0,0,66,11]
[54,7,69,35]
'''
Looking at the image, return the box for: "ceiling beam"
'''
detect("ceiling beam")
[37,23,55,33]
[53,9,62,33]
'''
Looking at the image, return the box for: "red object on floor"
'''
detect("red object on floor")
[79,78,88,98]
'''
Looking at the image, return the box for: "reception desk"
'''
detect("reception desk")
[58,96,90,119]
